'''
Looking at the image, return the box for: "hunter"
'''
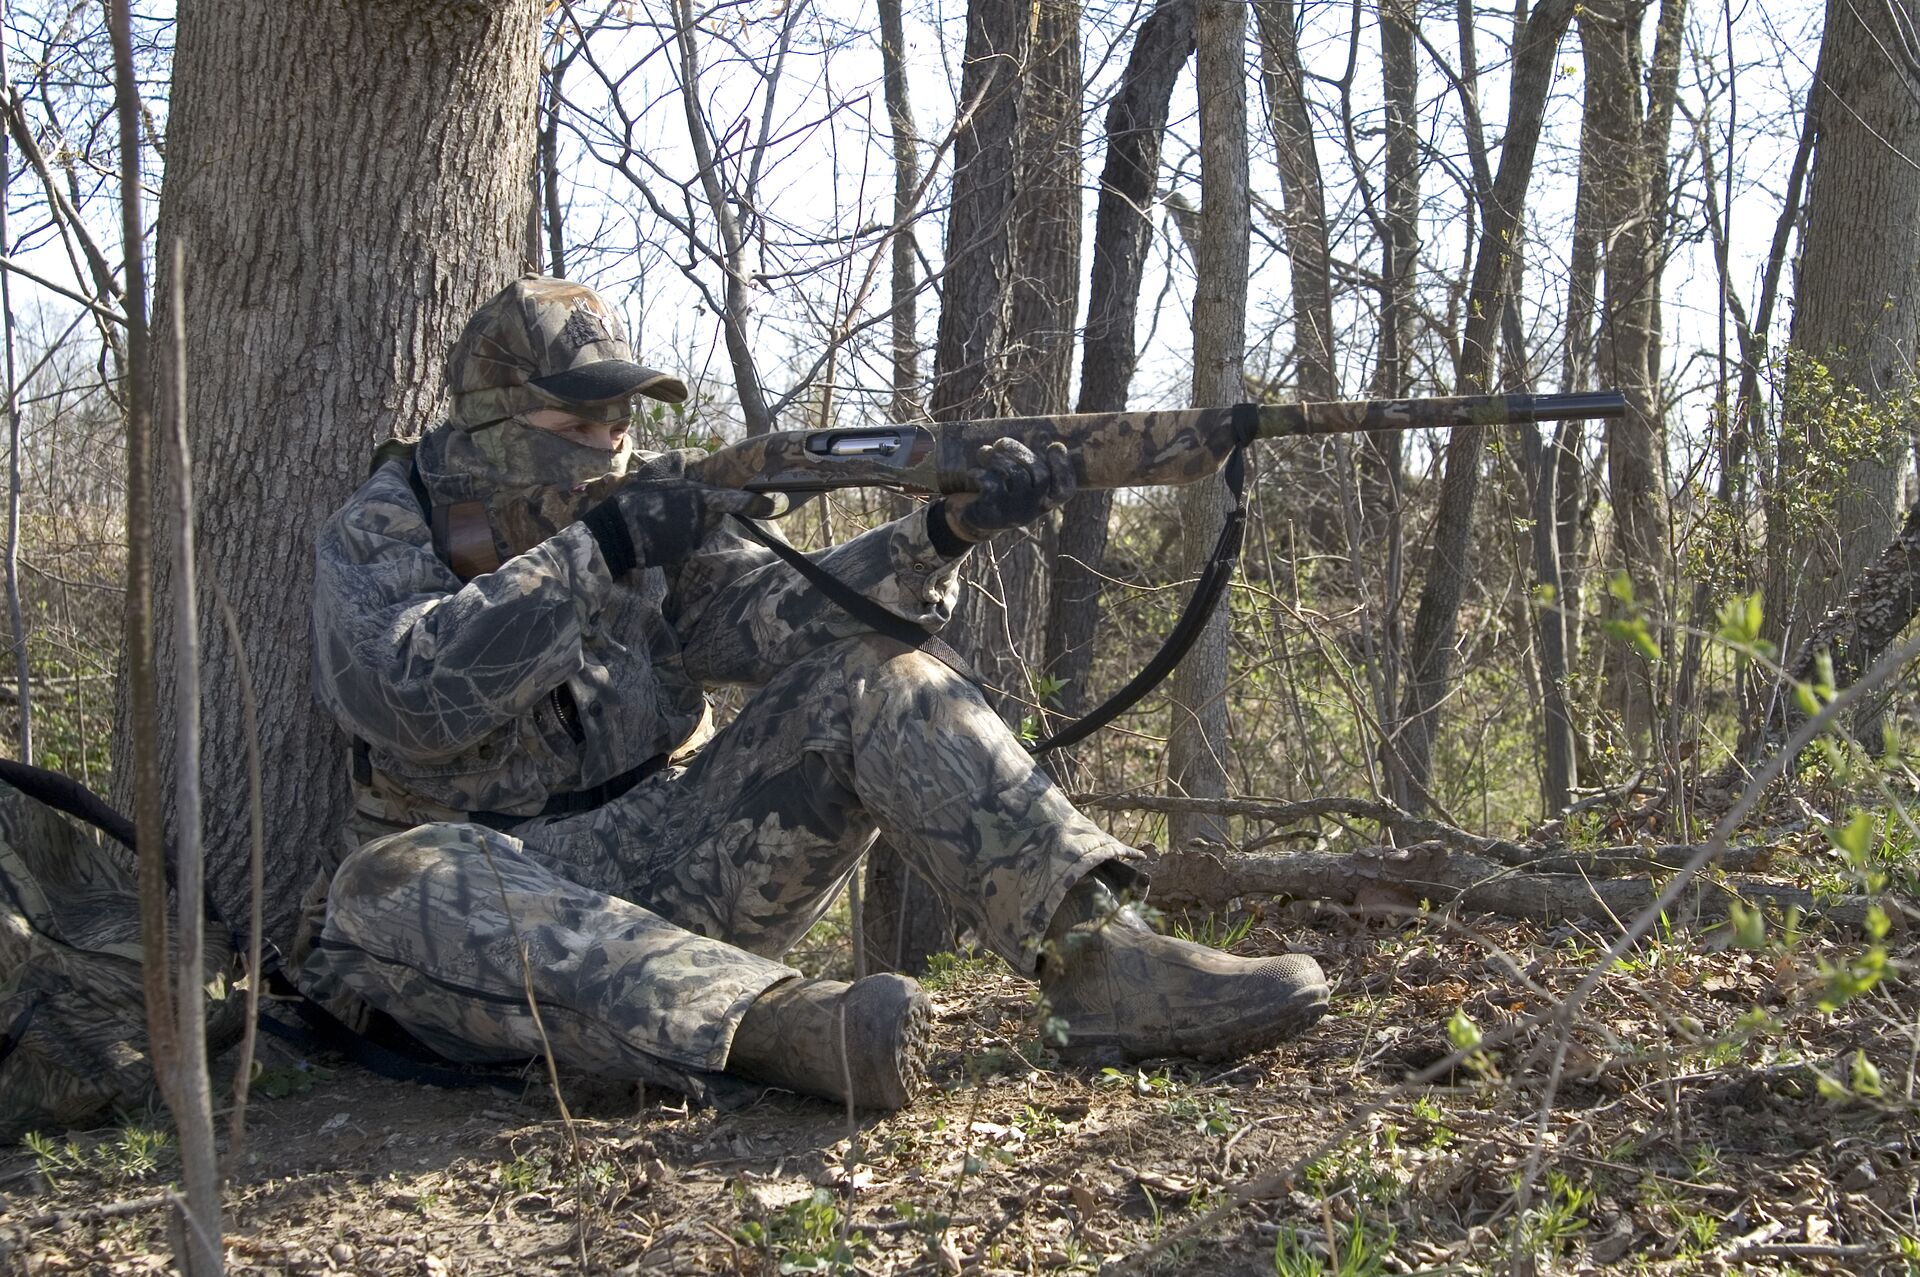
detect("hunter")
[295,274,1329,1109]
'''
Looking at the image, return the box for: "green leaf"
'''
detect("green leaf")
[1446,1008,1483,1052]
[1851,1050,1884,1098]
[1817,1072,1851,1102]
[1727,900,1766,950]
[1830,810,1875,869]
[1867,904,1891,942]
[1793,680,1823,717]
[1603,616,1663,662]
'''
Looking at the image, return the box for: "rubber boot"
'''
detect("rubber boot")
[726,973,930,1110]
[1038,877,1329,1061]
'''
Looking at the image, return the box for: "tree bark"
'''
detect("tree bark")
[1041,0,1194,783]
[1164,0,1249,849]
[1388,0,1576,812]
[1769,498,1920,740]
[1580,0,1680,752]
[1763,0,1920,655]
[973,0,1080,710]
[127,0,542,951]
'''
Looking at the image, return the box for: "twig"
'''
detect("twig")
[163,235,224,1270]
[0,1191,172,1238]
[214,589,265,1162]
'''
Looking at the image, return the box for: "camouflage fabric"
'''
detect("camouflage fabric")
[312,422,964,822]
[0,784,243,1141]
[447,274,688,428]
[306,411,1129,1093]
[305,634,1134,1097]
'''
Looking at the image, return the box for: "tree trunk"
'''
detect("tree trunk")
[1041,0,1194,784]
[1388,0,1576,812]
[1164,0,1248,849]
[1252,0,1334,402]
[979,0,1080,709]
[1763,0,1920,656]
[1580,0,1679,753]
[877,0,922,426]
[125,0,541,951]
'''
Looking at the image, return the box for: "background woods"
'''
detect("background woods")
[9,0,1920,1272]
[0,0,1911,948]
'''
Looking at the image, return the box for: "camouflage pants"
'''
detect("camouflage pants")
[304,636,1131,1096]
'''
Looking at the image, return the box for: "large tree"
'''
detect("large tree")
[1762,0,1920,657]
[126,0,543,949]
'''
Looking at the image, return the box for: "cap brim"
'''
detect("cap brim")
[530,360,689,406]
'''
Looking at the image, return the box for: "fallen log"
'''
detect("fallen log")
[1076,791,1779,875]
[1142,841,1894,934]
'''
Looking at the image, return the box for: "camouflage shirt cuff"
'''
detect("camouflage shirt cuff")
[557,520,620,604]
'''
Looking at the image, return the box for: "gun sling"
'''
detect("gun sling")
[726,437,1254,759]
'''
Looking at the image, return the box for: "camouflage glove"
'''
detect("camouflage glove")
[582,479,763,575]
[935,438,1076,545]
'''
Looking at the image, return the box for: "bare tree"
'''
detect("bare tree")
[1164,0,1250,849]
[132,0,544,958]
[1388,0,1577,811]
[1580,0,1684,751]
[1042,0,1195,779]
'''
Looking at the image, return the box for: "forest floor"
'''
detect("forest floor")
[3,847,1918,1275]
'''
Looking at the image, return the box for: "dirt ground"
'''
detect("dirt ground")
[2,898,1917,1276]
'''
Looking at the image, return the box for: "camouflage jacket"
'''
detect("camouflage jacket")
[311,423,967,824]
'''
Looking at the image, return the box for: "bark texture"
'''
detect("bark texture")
[1164,0,1249,849]
[128,0,542,950]
[1387,0,1575,811]
[1764,0,1920,653]
[1042,0,1194,780]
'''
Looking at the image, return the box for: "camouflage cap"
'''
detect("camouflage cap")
[446,274,689,428]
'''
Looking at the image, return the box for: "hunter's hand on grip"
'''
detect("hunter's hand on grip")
[939,439,1076,542]
[582,479,764,574]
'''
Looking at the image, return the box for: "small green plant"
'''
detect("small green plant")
[1167,1092,1237,1137]
[1406,1095,1456,1148]
[920,948,999,993]
[1515,1171,1592,1256]
[25,1125,172,1188]
[498,1154,543,1195]
[736,1188,869,1274]
[1099,1065,1180,1096]
[1272,1216,1394,1277]
[1170,910,1257,949]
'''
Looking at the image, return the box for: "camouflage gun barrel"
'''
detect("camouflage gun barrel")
[686,390,1628,495]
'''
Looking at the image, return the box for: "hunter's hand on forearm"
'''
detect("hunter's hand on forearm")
[582,479,762,575]
[938,439,1076,543]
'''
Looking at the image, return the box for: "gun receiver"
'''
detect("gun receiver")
[686,390,1629,495]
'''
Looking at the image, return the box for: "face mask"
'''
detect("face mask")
[468,415,633,488]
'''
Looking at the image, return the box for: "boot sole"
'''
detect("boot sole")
[847,973,930,1111]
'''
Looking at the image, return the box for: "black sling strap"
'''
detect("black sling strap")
[727,436,1254,758]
